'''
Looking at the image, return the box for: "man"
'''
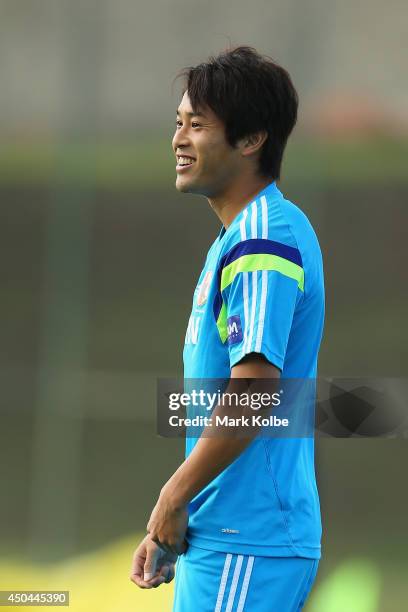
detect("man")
[130,46,325,611]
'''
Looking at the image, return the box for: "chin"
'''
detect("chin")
[175,175,210,197]
[175,176,195,193]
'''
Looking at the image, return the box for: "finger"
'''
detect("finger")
[160,565,170,579]
[164,564,175,584]
[145,563,173,588]
[151,536,173,556]
[131,563,168,589]
[143,544,163,581]
[149,575,167,589]
[130,548,149,588]
[130,548,145,574]
[129,573,156,589]
[142,563,171,589]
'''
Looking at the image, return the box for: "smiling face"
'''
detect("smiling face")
[172,91,243,198]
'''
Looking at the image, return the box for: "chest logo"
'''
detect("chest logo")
[197,270,213,306]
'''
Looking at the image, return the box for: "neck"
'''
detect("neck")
[207,174,272,229]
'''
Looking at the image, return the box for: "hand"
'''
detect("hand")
[146,488,189,555]
[130,534,177,589]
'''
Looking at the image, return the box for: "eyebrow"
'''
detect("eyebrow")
[176,108,206,118]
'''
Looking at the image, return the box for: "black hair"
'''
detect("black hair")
[177,46,298,180]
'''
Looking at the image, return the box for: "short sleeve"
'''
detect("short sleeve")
[213,238,304,371]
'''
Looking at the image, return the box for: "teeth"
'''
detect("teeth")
[178,156,195,166]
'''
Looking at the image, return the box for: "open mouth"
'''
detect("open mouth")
[176,155,196,171]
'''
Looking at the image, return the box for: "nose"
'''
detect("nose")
[172,124,190,153]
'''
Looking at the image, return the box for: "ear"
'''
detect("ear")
[238,131,268,158]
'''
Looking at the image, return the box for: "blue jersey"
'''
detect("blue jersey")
[183,181,325,559]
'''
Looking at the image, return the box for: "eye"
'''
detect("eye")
[175,119,182,128]
[192,122,201,128]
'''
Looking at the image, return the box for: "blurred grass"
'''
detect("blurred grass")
[0,137,407,188]
[0,534,174,612]
[309,559,381,612]
[0,537,407,611]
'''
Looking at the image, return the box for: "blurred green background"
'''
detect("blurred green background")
[0,1,407,610]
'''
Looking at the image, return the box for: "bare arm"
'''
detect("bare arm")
[162,354,280,506]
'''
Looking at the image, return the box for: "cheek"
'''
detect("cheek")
[200,143,229,169]
[206,147,237,176]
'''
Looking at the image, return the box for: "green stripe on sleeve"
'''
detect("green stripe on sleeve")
[216,302,228,343]
[220,253,304,293]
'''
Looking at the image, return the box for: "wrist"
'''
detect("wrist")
[160,474,190,510]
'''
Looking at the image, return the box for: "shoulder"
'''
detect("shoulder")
[217,187,323,297]
[276,194,324,297]
[277,196,322,255]
[219,190,304,265]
